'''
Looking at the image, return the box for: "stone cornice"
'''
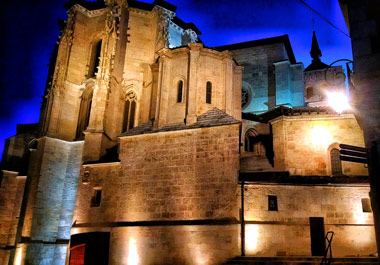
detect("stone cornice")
[270,113,356,124]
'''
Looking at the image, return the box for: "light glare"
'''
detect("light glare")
[127,237,139,265]
[246,225,259,252]
[309,127,332,148]
[327,92,350,114]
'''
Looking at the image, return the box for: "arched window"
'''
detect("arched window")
[123,91,137,132]
[330,148,343,176]
[177,80,183,103]
[76,88,93,138]
[206,81,212,104]
[88,40,102,78]
[306,87,314,99]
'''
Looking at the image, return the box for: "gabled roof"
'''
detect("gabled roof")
[121,108,240,137]
[213,35,296,64]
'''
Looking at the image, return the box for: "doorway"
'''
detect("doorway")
[309,217,325,256]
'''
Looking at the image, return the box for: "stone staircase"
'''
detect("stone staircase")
[225,256,379,265]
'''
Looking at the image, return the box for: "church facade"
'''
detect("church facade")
[0,0,377,264]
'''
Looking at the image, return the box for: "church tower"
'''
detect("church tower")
[304,30,346,107]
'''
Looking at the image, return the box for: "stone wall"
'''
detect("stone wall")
[244,184,376,256]
[108,225,239,265]
[153,44,242,127]
[0,171,26,265]
[20,137,83,265]
[72,124,241,264]
[74,124,240,223]
[229,42,293,113]
[271,113,368,176]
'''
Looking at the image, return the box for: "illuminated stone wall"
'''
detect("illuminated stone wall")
[0,171,26,264]
[153,44,242,127]
[20,137,84,265]
[73,124,241,264]
[244,184,376,256]
[271,113,368,176]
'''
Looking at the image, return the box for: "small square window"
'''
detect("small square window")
[91,189,102,207]
[268,195,278,211]
[362,198,372,213]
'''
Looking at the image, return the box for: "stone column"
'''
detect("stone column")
[154,53,172,128]
[186,43,202,125]
[223,54,234,115]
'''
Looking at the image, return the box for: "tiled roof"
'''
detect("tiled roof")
[242,106,351,123]
[120,107,240,137]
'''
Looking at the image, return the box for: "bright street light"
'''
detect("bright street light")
[327,91,350,114]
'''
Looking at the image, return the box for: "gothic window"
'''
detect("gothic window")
[76,88,93,138]
[123,91,137,132]
[306,87,314,99]
[88,40,102,78]
[330,148,343,176]
[177,80,183,103]
[206,81,212,104]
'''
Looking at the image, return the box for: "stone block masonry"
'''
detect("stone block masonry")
[0,171,26,264]
[22,137,83,265]
[73,123,241,264]
[244,184,376,257]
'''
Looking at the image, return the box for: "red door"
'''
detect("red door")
[70,244,85,265]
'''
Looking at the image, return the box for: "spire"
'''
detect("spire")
[304,30,328,71]
[310,30,322,61]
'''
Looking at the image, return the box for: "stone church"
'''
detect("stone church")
[0,0,377,264]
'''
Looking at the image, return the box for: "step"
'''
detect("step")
[225,256,379,265]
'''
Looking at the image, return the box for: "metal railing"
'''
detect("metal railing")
[321,231,334,265]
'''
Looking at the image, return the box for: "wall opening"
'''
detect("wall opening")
[268,195,278,211]
[206,81,212,104]
[90,188,102,207]
[70,232,110,265]
[306,87,314,99]
[177,80,183,103]
[88,40,102,78]
[362,198,372,213]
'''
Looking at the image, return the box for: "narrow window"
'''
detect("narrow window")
[206,81,212,104]
[90,189,102,207]
[268,195,278,211]
[362,198,372,213]
[177,80,183,103]
[88,40,102,78]
[76,89,93,138]
[330,148,343,176]
[123,92,137,132]
[306,87,314,99]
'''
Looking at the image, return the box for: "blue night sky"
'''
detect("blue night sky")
[0,0,351,156]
